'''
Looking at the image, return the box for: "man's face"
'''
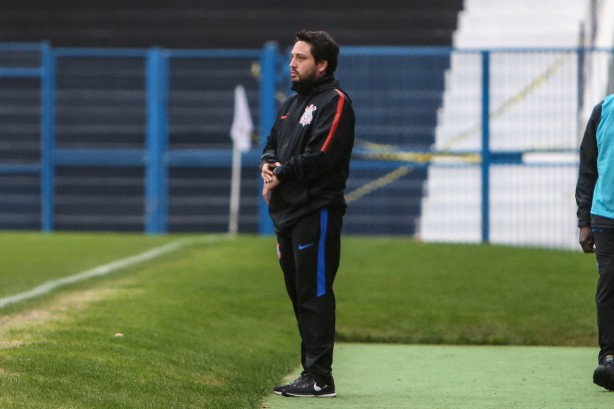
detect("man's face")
[289,40,327,88]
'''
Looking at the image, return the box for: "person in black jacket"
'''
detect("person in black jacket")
[259,30,355,398]
[576,93,614,391]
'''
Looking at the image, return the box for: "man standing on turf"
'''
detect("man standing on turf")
[576,93,614,391]
[259,30,355,398]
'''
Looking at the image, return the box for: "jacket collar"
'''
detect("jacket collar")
[292,73,339,96]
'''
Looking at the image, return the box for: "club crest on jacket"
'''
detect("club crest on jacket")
[299,104,317,126]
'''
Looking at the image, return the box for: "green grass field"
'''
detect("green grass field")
[0,232,603,408]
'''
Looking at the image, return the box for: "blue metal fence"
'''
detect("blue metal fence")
[1,42,612,249]
[0,42,54,231]
[42,45,267,234]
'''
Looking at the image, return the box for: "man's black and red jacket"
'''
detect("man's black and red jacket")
[259,74,355,233]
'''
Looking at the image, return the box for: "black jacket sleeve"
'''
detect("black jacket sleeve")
[259,103,286,171]
[259,126,279,171]
[576,101,602,228]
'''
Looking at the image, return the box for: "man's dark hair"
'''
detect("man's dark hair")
[295,30,339,74]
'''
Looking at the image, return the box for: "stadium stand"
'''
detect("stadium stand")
[418,0,607,249]
[0,0,461,48]
[339,50,453,235]
[0,1,464,234]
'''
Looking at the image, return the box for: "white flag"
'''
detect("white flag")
[230,85,253,153]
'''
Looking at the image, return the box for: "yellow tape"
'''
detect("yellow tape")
[358,149,480,164]
[346,166,412,204]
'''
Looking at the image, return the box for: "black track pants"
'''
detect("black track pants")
[594,228,614,363]
[276,207,343,382]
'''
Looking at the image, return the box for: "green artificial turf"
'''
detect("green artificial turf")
[0,233,602,408]
[262,344,610,409]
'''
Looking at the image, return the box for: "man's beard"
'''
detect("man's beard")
[291,67,319,90]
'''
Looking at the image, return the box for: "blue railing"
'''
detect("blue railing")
[0,43,272,234]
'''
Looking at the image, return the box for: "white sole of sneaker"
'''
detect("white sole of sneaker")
[282,392,336,398]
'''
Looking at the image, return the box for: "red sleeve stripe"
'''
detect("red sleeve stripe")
[321,89,345,153]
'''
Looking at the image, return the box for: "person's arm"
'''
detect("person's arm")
[576,102,601,253]
[579,226,595,253]
[273,90,354,182]
[262,174,280,205]
[259,118,280,183]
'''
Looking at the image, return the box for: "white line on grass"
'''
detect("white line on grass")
[0,236,221,310]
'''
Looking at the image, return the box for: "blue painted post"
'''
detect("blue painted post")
[145,48,169,234]
[481,50,491,244]
[41,42,55,233]
[258,42,279,235]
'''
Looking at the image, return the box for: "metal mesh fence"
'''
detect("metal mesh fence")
[0,43,612,249]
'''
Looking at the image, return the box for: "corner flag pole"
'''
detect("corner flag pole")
[229,144,242,235]
[228,85,253,235]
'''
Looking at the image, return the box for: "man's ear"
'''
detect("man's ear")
[317,60,328,75]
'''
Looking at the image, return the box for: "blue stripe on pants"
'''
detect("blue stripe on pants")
[317,208,328,297]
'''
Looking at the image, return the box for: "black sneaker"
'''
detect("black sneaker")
[281,374,336,398]
[594,355,614,391]
[272,374,306,395]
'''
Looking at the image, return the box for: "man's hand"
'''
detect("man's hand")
[262,175,281,205]
[261,162,281,183]
[579,226,595,253]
